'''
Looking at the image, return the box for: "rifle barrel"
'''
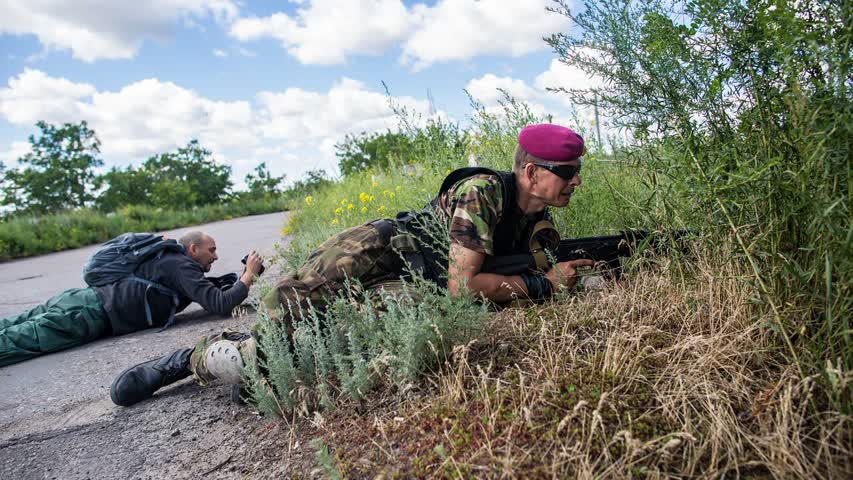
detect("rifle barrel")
[479,230,656,276]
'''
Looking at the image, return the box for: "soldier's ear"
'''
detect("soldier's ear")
[525,163,537,183]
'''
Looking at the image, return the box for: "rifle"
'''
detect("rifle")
[480,230,674,278]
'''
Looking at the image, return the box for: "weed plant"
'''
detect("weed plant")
[246,274,489,417]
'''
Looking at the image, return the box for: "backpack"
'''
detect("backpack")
[83,233,184,330]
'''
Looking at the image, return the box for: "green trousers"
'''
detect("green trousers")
[0,287,109,367]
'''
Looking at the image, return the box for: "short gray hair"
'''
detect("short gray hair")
[513,144,546,173]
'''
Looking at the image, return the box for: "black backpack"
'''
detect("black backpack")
[83,233,184,329]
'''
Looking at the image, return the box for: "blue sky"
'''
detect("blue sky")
[0,0,598,187]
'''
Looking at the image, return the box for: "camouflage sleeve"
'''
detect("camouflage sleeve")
[445,175,503,255]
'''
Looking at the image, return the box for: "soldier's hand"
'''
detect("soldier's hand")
[245,251,264,275]
[545,259,595,290]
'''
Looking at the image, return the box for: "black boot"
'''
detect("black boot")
[230,384,247,405]
[110,348,193,407]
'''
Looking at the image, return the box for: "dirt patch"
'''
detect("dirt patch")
[0,379,327,479]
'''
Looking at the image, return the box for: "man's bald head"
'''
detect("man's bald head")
[179,231,212,250]
[180,231,218,271]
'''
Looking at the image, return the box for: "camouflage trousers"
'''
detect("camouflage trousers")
[190,220,409,385]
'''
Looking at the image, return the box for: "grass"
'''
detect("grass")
[0,196,288,260]
[248,147,849,477]
[293,250,851,478]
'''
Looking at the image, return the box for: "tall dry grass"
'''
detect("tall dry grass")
[319,248,850,478]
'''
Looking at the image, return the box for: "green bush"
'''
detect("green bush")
[548,0,851,407]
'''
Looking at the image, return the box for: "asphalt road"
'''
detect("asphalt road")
[0,211,294,479]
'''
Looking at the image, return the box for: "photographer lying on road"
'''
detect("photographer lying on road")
[0,230,264,367]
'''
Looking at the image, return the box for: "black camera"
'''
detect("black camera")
[241,254,265,276]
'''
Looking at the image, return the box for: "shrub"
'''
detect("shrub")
[548,0,851,408]
[246,276,489,416]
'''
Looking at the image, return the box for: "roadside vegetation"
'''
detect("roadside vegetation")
[247,0,850,477]
[0,125,330,259]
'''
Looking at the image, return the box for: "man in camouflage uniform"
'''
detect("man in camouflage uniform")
[110,124,594,407]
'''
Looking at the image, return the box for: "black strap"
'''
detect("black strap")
[127,275,180,330]
[369,219,395,245]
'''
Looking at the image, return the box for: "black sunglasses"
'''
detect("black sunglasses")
[533,161,582,180]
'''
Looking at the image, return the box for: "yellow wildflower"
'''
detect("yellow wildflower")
[304,195,313,206]
[359,192,370,203]
[372,180,379,187]
[377,205,386,213]
[331,218,339,225]
[445,168,452,175]
[361,206,368,213]
[341,199,348,206]
[369,195,375,202]
[335,207,343,216]
[348,203,355,210]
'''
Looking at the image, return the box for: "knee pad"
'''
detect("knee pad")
[205,340,246,384]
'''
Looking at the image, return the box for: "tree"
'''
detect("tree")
[283,169,330,201]
[95,165,153,211]
[141,140,232,208]
[244,162,285,198]
[335,131,411,177]
[1,121,103,214]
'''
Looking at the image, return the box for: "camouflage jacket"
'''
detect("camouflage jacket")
[434,172,553,256]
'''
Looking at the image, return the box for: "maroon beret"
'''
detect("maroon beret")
[518,124,585,163]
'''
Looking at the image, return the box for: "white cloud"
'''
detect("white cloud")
[0,69,438,181]
[465,57,605,116]
[229,0,411,65]
[465,74,537,105]
[402,0,570,70]
[0,69,95,124]
[228,0,571,69]
[257,78,432,144]
[464,61,614,146]
[0,141,31,165]
[81,79,258,157]
[235,47,256,58]
[534,57,604,96]
[0,70,256,158]
[0,0,239,62]
[212,48,227,57]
